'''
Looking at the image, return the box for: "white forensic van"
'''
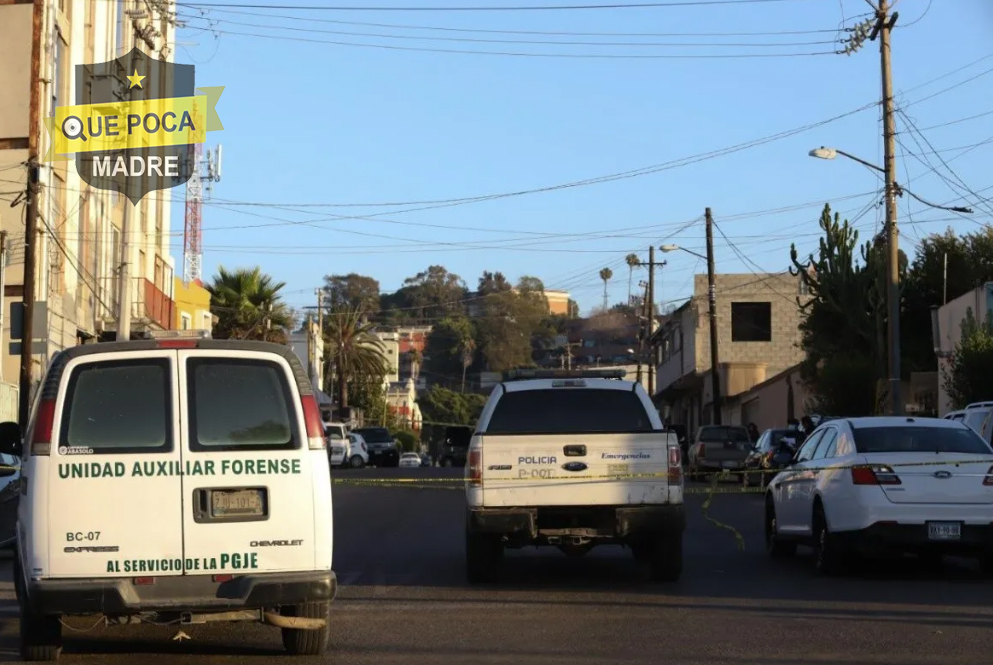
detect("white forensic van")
[464,369,684,583]
[0,338,336,661]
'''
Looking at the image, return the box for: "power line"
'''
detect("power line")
[187,6,850,36]
[177,11,839,46]
[176,0,814,12]
[182,22,841,57]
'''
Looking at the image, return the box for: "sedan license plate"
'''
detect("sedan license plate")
[927,521,961,541]
[211,489,264,518]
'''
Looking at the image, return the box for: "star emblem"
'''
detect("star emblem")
[126,68,145,89]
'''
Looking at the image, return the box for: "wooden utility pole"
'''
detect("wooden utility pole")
[705,208,722,425]
[876,0,902,416]
[636,280,647,385]
[647,245,655,396]
[19,0,44,427]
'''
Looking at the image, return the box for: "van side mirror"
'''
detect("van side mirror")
[0,421,22,457]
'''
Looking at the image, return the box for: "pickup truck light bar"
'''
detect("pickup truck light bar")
[503,368,627,381]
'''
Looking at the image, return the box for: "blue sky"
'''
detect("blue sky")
[168,0,993,316]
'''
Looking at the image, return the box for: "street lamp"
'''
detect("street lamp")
[808,146,884,173]
[659,244,706,261]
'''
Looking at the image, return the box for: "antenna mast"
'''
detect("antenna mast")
[183,144,222,286]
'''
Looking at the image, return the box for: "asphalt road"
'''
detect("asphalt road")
[0,468,992,664]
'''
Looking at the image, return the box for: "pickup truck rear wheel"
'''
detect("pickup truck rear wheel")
[649,532,683,582]
[465,531,502,583]
[280,601,331,655]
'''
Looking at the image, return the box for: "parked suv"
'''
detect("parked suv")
[438,426,471,467]
[687,425,752,481]
[351,427,399,467]
[2,339,336,660]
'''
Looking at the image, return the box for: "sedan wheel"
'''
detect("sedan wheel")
[765,500,796,558]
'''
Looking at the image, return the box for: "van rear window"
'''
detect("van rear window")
[485,389,654,434]
[61,359,172,453]
[188,358,298,451]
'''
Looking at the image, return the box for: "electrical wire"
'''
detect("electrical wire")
[184,6,852,36]
[175,0,817,12]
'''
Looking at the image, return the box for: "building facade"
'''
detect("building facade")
[654,273,809,432]
[0,0,176,407]
[173,277,213,333]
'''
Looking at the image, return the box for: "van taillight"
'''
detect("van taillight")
[667,446,682,484]
[30,399,56,455]
[468,449,482,486]
[156,339,198,349]
[301,396,325,450]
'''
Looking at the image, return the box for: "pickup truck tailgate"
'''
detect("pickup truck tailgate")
[475,433,672,506]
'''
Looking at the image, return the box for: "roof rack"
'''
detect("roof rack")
[503,368,627,381]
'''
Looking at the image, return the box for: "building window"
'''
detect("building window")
[731,302,772,342]
[116,0,126,54]
[181,313,192,330]
[51,30,66,117]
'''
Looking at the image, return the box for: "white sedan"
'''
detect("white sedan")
[399,452,422,468]
[764,416,993,575]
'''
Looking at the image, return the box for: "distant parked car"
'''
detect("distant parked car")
[687,425,752,481]
[399,452,422,468]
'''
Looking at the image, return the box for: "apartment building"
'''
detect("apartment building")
[174,277,213,333]
[653,273,809,431]
[0,0,177,402]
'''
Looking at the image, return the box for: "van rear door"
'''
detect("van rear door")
[177,350,317,575]
[47,350,184,579]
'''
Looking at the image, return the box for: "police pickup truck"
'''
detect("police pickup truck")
[464,369,684,583]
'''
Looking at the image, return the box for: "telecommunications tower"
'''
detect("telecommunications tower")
[183,144,222,286]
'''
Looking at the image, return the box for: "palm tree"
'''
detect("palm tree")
[598,267,613,311]
[324,307,389,409]
[625,254,641,304]
[207,266,294,342]
[460,338,476,393]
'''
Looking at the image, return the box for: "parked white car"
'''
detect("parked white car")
[329,432,368,469]
[399,452,422,468]
[764,416,993,575]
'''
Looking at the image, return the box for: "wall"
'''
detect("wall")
[935,283,993,415]
[376,331,400,383]
[545,290,570,316]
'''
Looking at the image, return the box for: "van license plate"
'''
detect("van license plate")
[212,489,264,517]
[927,522,961,540]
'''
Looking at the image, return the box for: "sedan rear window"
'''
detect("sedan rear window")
[852,426,993,455]
[188,358,298,451]
[61,359,172,453]
[354,428,392,443]
[486,389,654,434]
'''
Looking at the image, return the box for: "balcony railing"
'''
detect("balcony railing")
[143,278,175,330]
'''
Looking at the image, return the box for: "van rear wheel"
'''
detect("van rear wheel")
[19,610,62,661]
[280,601,331,656]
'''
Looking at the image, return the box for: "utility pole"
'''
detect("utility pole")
[0,231,8,382]
[705,208,722,425]
[636,280,648,386]
[876,0,902,416]
[647,245,655,397]
[19,0,43,427]
[314,289,324,388]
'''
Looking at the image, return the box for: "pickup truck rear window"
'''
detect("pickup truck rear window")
[852,425,993,455]
[698,426,750,443]
[187,358,298,452]
[485,389,654,434]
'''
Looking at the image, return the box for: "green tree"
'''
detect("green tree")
[474,279,548,372]
[478,271,513,296]
[598,267,613,310]
[383,265,468,323]
[207,266,294,343]
[416,385,487,427]
[423,315,475,387]
[567,299,580,318]
[324,307,389,409]
[323,273,381,315]
[625,253,641,303]
[943,307,993,409]
[789,204,896,415]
